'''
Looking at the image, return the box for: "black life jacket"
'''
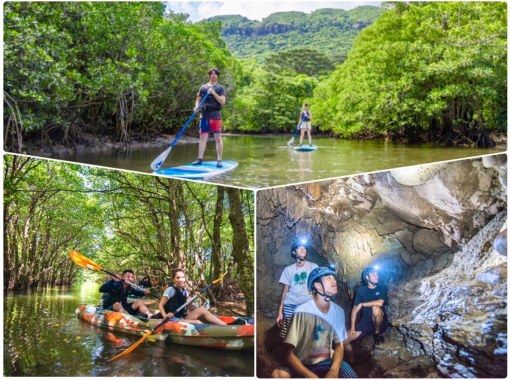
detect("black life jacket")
[200,84,224,112]
[100,280,132,309]
[301,110,311,122]
[164,285,188,318]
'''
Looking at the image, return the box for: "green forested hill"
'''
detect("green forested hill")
[310,2,507,144]
[206,6,382,62]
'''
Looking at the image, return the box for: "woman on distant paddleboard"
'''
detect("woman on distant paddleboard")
[298,103,313,147]
[192,68,226,168]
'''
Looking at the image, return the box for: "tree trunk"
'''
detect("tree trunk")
[226,188,254,315]
[211,187,225,297]
[167,181,185,268]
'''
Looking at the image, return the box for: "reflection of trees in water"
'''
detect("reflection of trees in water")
[159,342,253,377]
[5,288,95,376]
[5,288,253,376]
[287,148,314,182]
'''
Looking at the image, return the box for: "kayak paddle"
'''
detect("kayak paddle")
[287,122,302,146]
[68,250,158,298]
[150,92,210,172]
[109,272,227,361]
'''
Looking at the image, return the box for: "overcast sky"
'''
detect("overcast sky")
[166,1,381,22]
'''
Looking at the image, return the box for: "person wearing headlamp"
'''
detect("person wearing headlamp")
[276,240,318,339]
[271,266,357,378]
[348,265,388,345]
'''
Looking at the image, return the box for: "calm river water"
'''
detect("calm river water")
[63,135,503,188]
[4,284,253,376]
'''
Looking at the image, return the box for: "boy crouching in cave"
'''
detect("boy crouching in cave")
[346,266,389,347]
[271,266,357,378]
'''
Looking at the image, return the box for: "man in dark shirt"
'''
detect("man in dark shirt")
[99,269,154,318]
[348,266,389,345]
[192,68,226,168]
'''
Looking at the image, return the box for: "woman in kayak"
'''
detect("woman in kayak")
[298,103,313,147]
[156,269,228,325]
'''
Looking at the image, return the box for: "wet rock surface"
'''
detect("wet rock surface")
[391,212,507,378]
[257,156,507,377]
[256,314,283,378]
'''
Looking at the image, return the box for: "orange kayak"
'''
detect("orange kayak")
[76,305,254,350]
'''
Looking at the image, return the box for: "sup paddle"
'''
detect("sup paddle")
[109,272,227,361]
[150,92,210,172]
[287,122,302,146]
[68,250,158,299]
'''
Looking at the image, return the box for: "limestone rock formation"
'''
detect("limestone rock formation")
[257,155,507,378]
[390,212,507,377]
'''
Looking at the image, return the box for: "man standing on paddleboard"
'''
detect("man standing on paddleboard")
[192,68,226,168]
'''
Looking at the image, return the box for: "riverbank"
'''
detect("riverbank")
[15,134,201,158]
[10,132,507,158]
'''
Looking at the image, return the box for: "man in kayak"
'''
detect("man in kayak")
[192,68,226,168]
[271,266,357,378]
[99,269,154,319]
[276,239,318,339]
[156,269,245,325]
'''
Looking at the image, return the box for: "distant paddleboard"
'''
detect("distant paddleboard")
[156,160,238,179]
[293,145,318,152]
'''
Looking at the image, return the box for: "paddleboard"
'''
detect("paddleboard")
[155,160,238,179]
[293,145,318,152]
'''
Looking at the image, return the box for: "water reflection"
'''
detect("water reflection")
[61,135,503,188]
[4,285,253,376]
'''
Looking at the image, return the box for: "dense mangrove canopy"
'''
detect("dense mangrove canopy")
[3,155,254,313]
[311,2,507,144]
[4,2,239,148]
[3,2,506,149]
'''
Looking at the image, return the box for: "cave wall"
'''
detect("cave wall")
[390,211,507,377]
[257,155,507,377]
[257,157,506,320]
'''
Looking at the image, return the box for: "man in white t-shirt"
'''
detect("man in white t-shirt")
[272,266,357,378]
[276,241,318,338]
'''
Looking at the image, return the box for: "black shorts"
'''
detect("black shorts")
[105,301,137,316]
[122,302,137,315]
[356,308,388,336]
